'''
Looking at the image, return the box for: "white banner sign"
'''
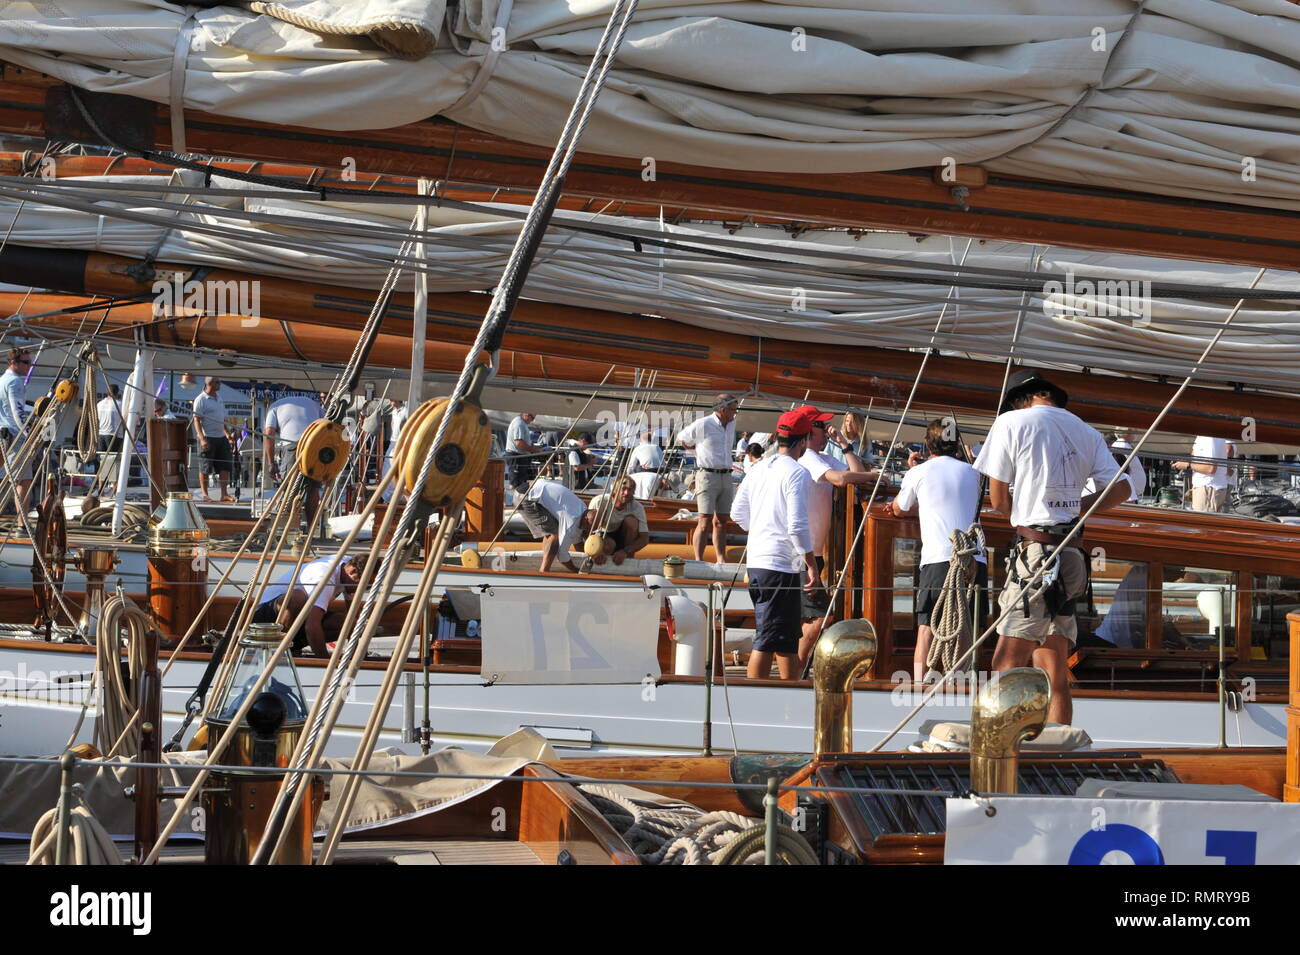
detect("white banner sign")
[480,587,662,685]
[945,796,1300,865]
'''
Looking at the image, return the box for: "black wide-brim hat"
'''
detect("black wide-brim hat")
[1001,368,1069,414]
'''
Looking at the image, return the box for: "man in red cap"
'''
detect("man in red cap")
[795,404,883,665]
[731,407,821,679]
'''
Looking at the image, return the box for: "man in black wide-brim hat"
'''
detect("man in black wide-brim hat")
[973,369,1133,724]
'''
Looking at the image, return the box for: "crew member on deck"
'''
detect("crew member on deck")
[677,394,738,565]
[731,408,819,681]
[628,430,664,499]
[192,376,236,503]
[973,369,1129,725]
[520,476,584,574]
[796,404,882,666]
[253,554,367,656]
[0,347,33,513]
[581,476,651,566]
[506,411,544,492]
[1174,435,1230,512]
[96,384,123,452]
[888,418,988,684]
[264,390,323,520]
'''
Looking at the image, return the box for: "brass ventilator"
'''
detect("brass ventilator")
[812,619,878,755]
[969,667,1050,795]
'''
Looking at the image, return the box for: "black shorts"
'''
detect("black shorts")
[915,559,989,626]
[749,568,802,655]
[97,434,123,453]
[201,435,233,474]
[800,556,830,620]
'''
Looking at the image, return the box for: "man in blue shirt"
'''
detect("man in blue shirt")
[0,347,33,512]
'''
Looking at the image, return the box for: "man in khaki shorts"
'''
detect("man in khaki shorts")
[676,394,738,564]
[974,369,1131,724]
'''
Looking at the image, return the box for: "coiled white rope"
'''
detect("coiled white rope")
[579,783,766,865]
[926,526,980,675]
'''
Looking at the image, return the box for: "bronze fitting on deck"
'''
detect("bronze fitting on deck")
[813,619,877,756]
[969,668,1050,794]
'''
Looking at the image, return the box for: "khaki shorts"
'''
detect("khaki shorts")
[998,542,1088,646]
[1192,486,1228,513]
[695,469,735,516]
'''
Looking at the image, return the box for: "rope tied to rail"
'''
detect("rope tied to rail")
[926,525,980,676]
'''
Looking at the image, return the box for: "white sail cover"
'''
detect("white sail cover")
[4,174,1300,390]
[3,1,1300,210]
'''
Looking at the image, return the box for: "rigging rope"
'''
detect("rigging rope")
[926,527,979,676]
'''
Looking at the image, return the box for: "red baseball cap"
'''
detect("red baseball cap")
[794,404,835,424]
[776,408,816,438]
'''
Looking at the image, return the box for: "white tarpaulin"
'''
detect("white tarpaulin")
[479,585,662,684]
[5,173,1300,390]
[945,796,1300,864]
[3,1,1300,209]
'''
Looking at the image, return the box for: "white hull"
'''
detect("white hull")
[0,640,1284,759]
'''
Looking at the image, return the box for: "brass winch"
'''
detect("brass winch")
[201,622,321,865]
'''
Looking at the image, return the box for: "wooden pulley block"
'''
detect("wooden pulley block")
[459,547,482,569]
[296,419,350,483]
[398,364,492,508]
[583,531,606,558]
[32,394,51,419]
[54,379,79,403]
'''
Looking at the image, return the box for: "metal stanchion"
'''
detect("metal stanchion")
[764,776,778,865]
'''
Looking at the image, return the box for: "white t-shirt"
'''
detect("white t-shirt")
[525,479,585,550]
[0,369,23,434]
[506,415,532,455]
[265,395,320,445]
[628,441,663,473]
[973,405,1119,528]
[258,557,344,613]
[1191,435,1229,489]
[677,412,735,470]
[730,453,813,574]
[895,455,987,567]
[1084,440,1145,502]
[191,391,227,438]
[631,471,660,499]
[798,447,839,554]
[96,395,122,436]
[587,493,648,534]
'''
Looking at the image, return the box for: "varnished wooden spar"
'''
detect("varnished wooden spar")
[3,68,1300,270]
[3,248,1294,443]
[6,294,748,395]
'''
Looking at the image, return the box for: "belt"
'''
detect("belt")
[699,467,732,474]
[1014,524,1083,546]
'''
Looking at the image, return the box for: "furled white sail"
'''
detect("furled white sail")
[2,1,1300,209]
[2,174,1300,389]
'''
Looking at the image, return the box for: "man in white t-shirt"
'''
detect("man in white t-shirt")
[192,376,236,502]
[973,369,1130,724]
[795,404,883,665]
[581,476,650,566]
[628,431,664,499]
[677,394,738,564]
[520,478,584,574]
[506,411,543,491]
[889,418,988,683]
[96,384,124,452]
[731,408,819,680]
[1174,435,1230,512]
[253,554,367,655]
[264,391,323,517]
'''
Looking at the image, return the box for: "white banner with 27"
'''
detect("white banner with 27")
[945,797,1300,865]
[479,587,662,685]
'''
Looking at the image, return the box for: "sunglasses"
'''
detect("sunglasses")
[812,421,828,430]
